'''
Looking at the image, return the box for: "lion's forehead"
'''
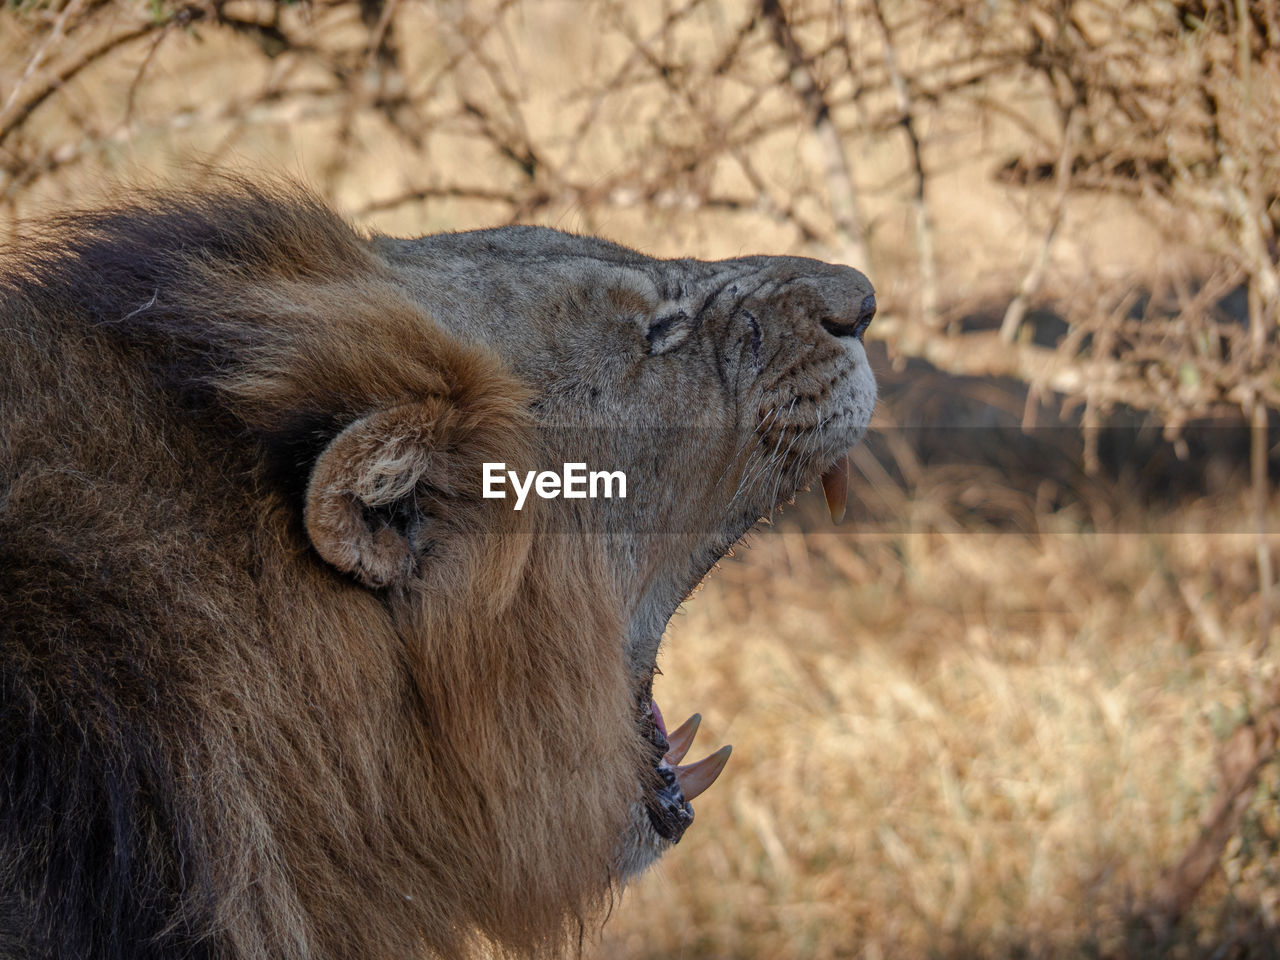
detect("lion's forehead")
[423,230,870,313]
[409,225,759,293]
[420,223,661,268]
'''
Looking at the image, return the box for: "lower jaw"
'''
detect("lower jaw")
[638,698,731,843]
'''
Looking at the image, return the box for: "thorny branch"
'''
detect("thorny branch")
[867,0,937,328]
[760,0,869,269]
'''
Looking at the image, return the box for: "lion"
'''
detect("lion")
[0,181,876,959]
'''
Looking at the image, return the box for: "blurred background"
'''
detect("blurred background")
[3,1,1279,955]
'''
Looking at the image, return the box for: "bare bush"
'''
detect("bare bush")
[3,1,1275,418]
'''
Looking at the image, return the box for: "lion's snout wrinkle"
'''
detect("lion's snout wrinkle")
[0,178,876,959]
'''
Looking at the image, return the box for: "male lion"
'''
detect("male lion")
[0,182,876,959]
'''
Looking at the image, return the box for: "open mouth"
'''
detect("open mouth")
[635,450,854,843]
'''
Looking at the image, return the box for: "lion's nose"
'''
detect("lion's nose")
[820,293,876,341]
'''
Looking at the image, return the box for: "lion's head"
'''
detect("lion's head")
[373,226,877,873]
[0,182,873,957]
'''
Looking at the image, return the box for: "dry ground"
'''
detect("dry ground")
[595,508,1280,959]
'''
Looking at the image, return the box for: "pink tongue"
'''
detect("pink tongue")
[650,699,668,738]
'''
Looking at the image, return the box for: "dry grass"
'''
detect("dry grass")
[597,510,1280,958]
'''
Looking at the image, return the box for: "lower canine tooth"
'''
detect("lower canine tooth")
[674,744,732,801]
[663,713,701,764]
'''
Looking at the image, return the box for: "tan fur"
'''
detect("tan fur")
[0,180,876,958]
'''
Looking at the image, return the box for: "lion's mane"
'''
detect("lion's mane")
[1,184,644,959]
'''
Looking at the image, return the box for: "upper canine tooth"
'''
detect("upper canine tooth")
[820,454,849,524]
[663,713,701,764]
[674,744,732,801]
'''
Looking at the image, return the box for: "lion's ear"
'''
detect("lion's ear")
[304,404,459,589]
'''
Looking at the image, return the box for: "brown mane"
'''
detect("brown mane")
[1,182,642,958]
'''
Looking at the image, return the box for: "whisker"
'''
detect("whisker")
[712,405,779,494]
[731,397,796,512]
[787,416,830,512]
[765,415,814,525]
